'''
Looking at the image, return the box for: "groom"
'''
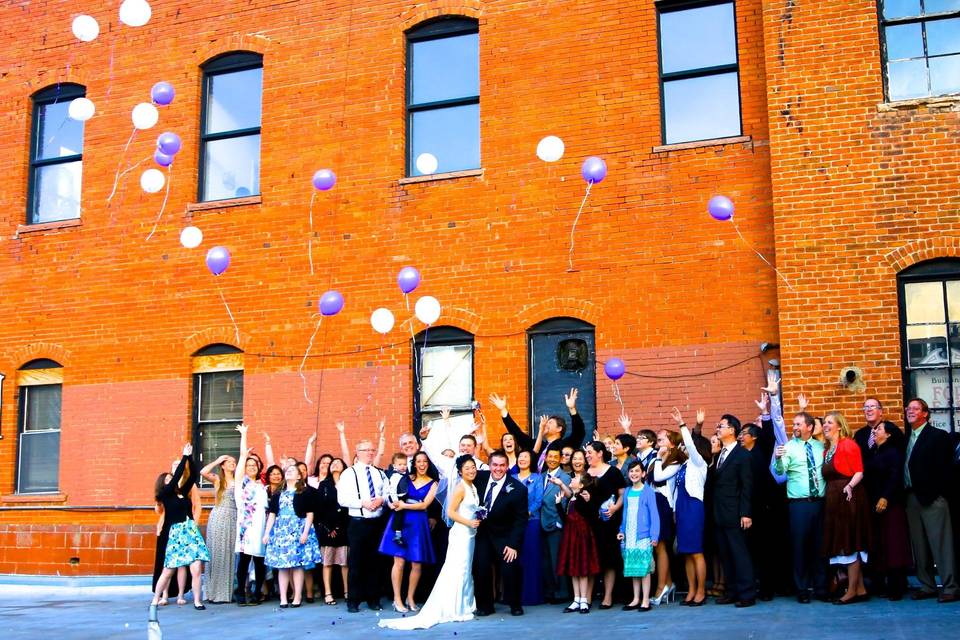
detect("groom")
[473,449,528,616]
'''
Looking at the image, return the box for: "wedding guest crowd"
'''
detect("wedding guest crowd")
[149,382,960,619]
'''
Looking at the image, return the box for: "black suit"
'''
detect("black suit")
[472,471,528,613]
[712,444,755,601]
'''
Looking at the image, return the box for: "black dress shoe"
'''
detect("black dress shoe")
[475,608,494,617]
[938,593,958,603]
[797,593,811,604]
[689,597,706,607]
[638,604,652,612]
[622,603,639,611]
[715,596,737,605]
[511,607,524,616]
[598,603,613,610]
[279,604,289,609]
[346,604,360,613]
[735,599,756,608]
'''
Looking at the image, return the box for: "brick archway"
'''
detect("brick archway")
[515,298,601,330]
[183,327,251,356]
[884,237,960,273]
[6,342,72,370]
[399,0,484,32]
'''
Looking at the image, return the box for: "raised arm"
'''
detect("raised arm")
[481,414,496,455]
[336,421,351,462]
[200,455,229,486]
[618,413,633,435]
[304,432,317,472]
[421,422,456,480]
[563,389,586,448]
[671,407,706,468]
[263,432,275,468]
[489,393,536,451]
[534,415,547,454]
[373,418,386,468]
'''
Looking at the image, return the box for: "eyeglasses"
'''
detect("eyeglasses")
[863,405,880,411]
[357,447,375,452]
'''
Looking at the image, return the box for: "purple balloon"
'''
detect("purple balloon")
[397,266,421,294]
[581,156,607,184]
[154,149,174,167]
[205,246,231,276]
[604,358,625,381]
[312,169,336,191]
[708,195,734,221]
[319,290,345,316]
[151,82,176,106]
[157,132,182,156]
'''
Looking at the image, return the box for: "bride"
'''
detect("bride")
[379,455,480,630]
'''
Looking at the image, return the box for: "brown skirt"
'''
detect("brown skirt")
[822,460,872,558]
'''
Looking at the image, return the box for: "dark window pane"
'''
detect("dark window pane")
[883,0,921,19]
[927,17,960,55]
[410,33,479,105]
[885,23,925,60]
[202,135,260,201]
[18,431,60,493]
[36,100,84,160]
[888,58,930,99]
[950,323,960,366]
[907,324,949,366]
[199,421,242,466]
[206,67,263,134]
[926,0,960,14]
[663,72,741,144]
[410,103,480,174]
[659,3,737,74]
[24,385,62,431]
[32,162,82,223]
[199,371,244,421]
[930,53,960,93]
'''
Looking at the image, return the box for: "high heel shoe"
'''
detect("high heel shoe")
[666,584,677,603]
[651,585,671,606]
[406,601,419,612]
[392,602,409,613]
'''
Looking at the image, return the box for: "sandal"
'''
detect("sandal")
[157,598,168,607]
[324,594,336,605]
[176,598,187,606]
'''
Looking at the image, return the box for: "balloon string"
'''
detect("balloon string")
[404,293,410,311]
[612,382,624,414]
[145,166,173,241]
[308,191,316,276]
[300,315,324,404]
[107,128,138,203]
[731,221,796,293]
[216,283,241,346]
[567,181,593,272]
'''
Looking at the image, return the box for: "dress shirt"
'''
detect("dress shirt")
[774,437,826,499]
[336,462,387,518]
[717,441,736,469]
[767,393,789,484]
[678,425,708,502]
[904,422,926,488]
[485,475,507,508]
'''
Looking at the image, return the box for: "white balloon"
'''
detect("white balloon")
[180,226,203,249]
[536,136,565,162]
[131,102,159,130]
[414,296,441,326]
[119,0,152,27]
[140,168,165,193]
[370,308,395,335]
[71,15,100,42]
[67,97,95,122]
[415,152,438,175]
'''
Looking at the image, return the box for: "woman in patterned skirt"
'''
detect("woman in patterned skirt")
[150,443,211,612]
[234,425,269,606]
[201,454,238,603]
[618,461,659,611]
[262,464,322,607]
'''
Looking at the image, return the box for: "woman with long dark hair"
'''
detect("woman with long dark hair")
[556,449,600,613]
[584,440,627,609]
[512,449,545,605]
[317,457,349,604]
[864,421,911,600]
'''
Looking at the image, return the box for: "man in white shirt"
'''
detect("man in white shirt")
[337,439,387,613]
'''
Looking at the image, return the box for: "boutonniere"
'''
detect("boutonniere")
[505,484,515,494]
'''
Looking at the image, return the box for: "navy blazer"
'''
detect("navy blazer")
[474,471,528,551]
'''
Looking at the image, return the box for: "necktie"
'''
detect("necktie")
[717,448,728,469]
[365,466,376,499]
[484,480,498,510]
[804,441,819,496]
[867,427,876,449]
[904,433,917,488]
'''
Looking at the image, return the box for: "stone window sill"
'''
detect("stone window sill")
[185,195,262,215]
[15,218,82,238]
[1,492,68,504]
[399,168,484,185]
[652,135,752,154]
[878,94,960,113]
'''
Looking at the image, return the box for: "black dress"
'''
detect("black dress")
[152,456,197,595]
[314,476,348,548]
[587,465,627,571]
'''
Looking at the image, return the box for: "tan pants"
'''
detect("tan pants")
[906,493,958,595]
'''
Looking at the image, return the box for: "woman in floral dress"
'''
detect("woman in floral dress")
[234,424,269,606]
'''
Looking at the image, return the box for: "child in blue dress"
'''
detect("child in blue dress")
[262,464,322,607]
[618,460,660,611]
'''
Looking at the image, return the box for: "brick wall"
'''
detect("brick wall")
[0,1,780,574]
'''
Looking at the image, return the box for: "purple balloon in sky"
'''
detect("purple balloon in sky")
[205,246,231,276]
[151,82,176,106]
[604,358,625,381]
[581,156,607,184]
[157,132,182,156]
[312,169,336,191]
[708,195,734,221]
[397,266,421,294]
[153,149,174,167]
[319,290,344,316]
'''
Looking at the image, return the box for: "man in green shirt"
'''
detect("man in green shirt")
[774,412,827,603]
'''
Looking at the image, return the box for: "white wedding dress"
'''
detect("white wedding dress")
[378,483,478,630]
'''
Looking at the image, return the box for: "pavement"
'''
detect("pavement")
[0,585,954,639]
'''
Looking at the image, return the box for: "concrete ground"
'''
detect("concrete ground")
[0,585,953,639]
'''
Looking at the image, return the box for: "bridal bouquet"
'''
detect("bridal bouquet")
[474,506,489,521]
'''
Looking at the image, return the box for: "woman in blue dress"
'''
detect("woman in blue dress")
[513,449,544,605]
[262,464,322,608]
[670,408,709,606]
[379,451,438,612]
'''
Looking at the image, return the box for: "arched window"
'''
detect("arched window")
[199,52,263,201]
[28,84,86,223]
[898,258,960,432]
[192,344,244,472]
[17,358,64,493]
[406,17,479,176]
[413,326,474,429]
[528,317,595,438]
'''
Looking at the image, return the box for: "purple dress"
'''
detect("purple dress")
[379,479,437,563]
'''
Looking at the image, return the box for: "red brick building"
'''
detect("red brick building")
[0,0,956,576]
